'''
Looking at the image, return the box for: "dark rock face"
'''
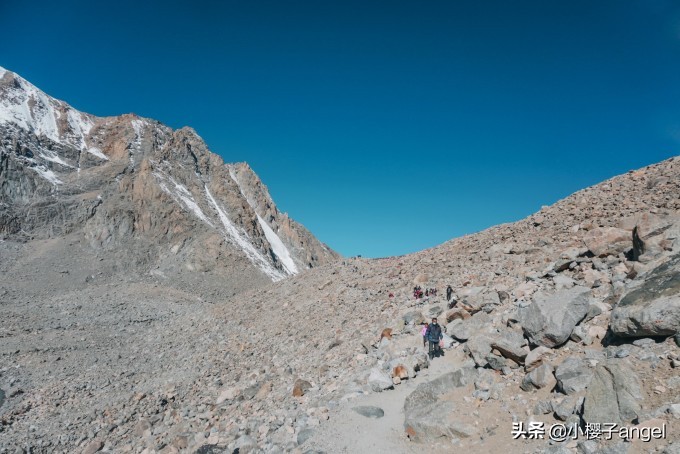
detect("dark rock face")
[610,252,680,337]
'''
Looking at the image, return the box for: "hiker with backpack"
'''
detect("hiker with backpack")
[425,317,443,359]
[446,285,453,302]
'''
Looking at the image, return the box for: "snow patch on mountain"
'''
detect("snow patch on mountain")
[205,187,285,281]
[31,165,62,185]
[86,147,109,161]
[153,172,213,226]
[0,66,93,150]
[257,214,299,274]
[228,164,299,275]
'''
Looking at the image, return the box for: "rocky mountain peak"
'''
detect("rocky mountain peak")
[0,66,339,289]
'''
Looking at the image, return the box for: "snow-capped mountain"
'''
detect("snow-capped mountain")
[0,66,338,285]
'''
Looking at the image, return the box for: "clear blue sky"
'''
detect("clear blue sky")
[2,1,679,257]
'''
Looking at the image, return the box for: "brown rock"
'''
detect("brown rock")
[445,308,471,323]
[292,378,312,397]
[393,365,409,379]
[380,328,392,340]
[583,227,632,257]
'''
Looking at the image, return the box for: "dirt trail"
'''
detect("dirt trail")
[304,337,470,453]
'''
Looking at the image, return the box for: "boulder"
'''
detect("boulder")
[403,311,426,325]
[520,286,591,347]
[610,253,680,337]
[486,353,506,371]
[553,274,576,289]
[525,346,551,372]
[582,361,645,426]
[447,311,491,341]
[570,325,592,345]
[368,368,394,392]
[461,288,501,313]
[464,335,492,367]
[555,357,594,395]
[445,308,471,323]
[552,395,583,421]
[520,363,556,392]
[490,329,528,364]
[583,227,632,257]
[404,368,478,442]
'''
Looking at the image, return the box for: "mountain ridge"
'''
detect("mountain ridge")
[0,66,339,288]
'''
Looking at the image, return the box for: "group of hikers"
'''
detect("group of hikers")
[412,286,439,299]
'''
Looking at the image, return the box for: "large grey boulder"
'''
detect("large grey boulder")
[368,368,393,392]
[610,253,680,337]
[520,286,591,348]
[555,357,594,395]
[490,328,528,364]
[403,311,426,325]
[403,368,478,442]
[447,311,491,341]
[461,288,501,313]
[582,361,645,426]
[464,335,492,367]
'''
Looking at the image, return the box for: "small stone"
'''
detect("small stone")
[216,387,240,404]
[296,428,315,445]
[525,346,551,372]
[81,439,104,454]
[352,406,385,418]
[292,379,312,397]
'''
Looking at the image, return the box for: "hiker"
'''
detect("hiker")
[425,318,443,359]
[446,285,453,302]
[420,322,429,347]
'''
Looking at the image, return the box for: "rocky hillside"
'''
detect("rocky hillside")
[0,66,338,293]
[0,66,679,454]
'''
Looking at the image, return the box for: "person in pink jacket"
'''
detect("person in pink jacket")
[421,322,429,347]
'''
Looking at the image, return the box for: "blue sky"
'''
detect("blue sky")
[2,1,679,257]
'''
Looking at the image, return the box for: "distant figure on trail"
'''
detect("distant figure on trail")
[421,322,429,347]
[446,285,453,302]
[425,318,443,359]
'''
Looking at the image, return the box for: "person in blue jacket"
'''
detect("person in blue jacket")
[425,317,443,359]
